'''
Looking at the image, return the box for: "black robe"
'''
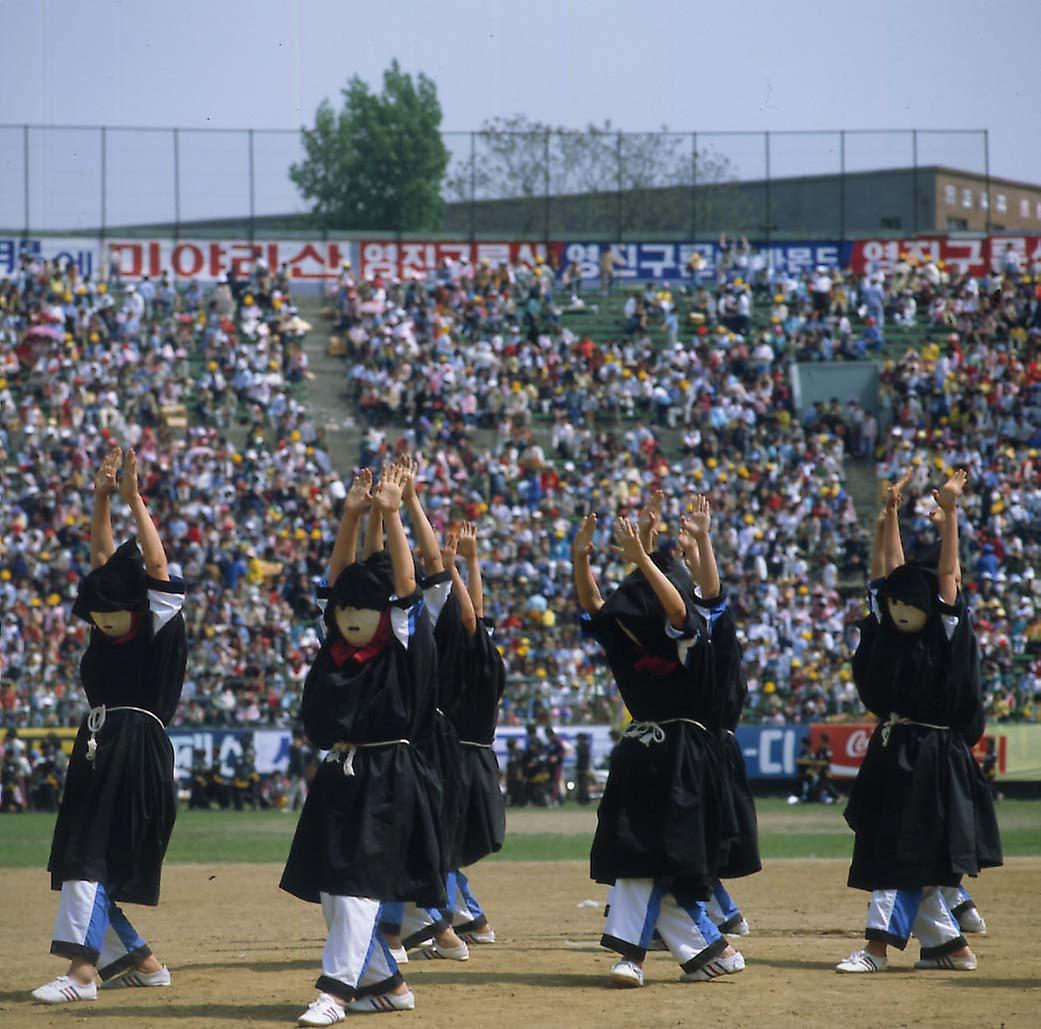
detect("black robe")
[844,583,1003,891]
[280,591,447,907]
[446,617,507,868]
[584,567,738,901]
[48,577,187,906]
[702,597,761,880]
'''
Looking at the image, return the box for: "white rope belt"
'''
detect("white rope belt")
[880,714,950,748]
[623,718,708,747]
[458,740,494,749]
[85,704,166,764]
[327,739,410,777]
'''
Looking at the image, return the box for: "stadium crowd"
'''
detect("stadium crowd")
[2,240,1040,801]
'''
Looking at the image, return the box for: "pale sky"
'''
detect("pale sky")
[1,0,1038,230]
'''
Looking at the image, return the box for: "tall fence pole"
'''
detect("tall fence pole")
[911,128,918,234]
[248,128,256,242]
[173,128,181,241]
[100,126,107,244]
[469,131,476,243]
[764,131,771,244]
[543,130,550,245]
[615,131,623,242]
[690,132,698,242]
[984,129,991,235]
[23,125,30,240]
[839,129,846,241]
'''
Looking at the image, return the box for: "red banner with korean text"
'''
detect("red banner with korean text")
[850,235,1041,277]
[358,240,564,280]
[107,239,357,282]
[807,723,1006,779]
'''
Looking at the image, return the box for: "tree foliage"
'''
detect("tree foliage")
[290,60,448,231]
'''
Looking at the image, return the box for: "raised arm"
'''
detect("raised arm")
[330,469,372,582]
[637,490,663,554]
[870,503,888,581]
[612,518,687,630]
[681,494,720,599]
[456,521,484,619]
[929,506,962,587]
[118,449,169,580]
[572,513,604,615]
[373,464,416,599]
[882,467,912,576]
[442,529,477,635]
[363,506,384,558]
[400,455,444,576]
[934,468,968,606]
[91,447,121,569]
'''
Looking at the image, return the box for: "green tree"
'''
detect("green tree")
[290,60,448,231]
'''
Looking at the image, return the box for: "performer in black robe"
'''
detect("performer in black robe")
[34,448,186,1006]
[574,506,745,989]
[281,465,442,1022]
[836,469,1002,975]
[677,496,759,937]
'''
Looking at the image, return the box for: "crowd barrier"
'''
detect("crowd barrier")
[13,722,1030,782]
[6,233,1040,284]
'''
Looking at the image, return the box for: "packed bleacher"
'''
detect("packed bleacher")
[2,240,1040,761]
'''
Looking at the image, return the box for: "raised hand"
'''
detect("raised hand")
[373,463,404,514]
[934,468,968,512]
[397,454,420,503]
[886,466,913,511]
[94,447,122,497]
[572,513,597,558]
[928,506,946,530]
[457,521,478,559]
[346,469,373,514]
[684,494,711,538]
[610,517,647,564]
[638,489,663,549]
[117,449,139,503]
[440,529,459,567]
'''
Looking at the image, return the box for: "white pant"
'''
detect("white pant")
[318,895,400,1001]
[602,879,725,974]
[865,887,964,956]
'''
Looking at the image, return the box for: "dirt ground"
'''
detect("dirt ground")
[2,859,1038,1028]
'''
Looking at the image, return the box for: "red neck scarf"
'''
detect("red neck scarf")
[107,612,142,646]
[329,608,392,667]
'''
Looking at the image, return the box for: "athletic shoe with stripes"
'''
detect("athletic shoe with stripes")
[31,976,98,1005]
[609,959,645,988]
[102,965,172,989]
[414,941,469,961]
[389,946,409,964]
[957,908,987,935]
[348,989,416,1013]
[458,928,496,945]
[297,992,347,1026]
[680,949,746,982]
[914,952,977,971]
[731,918,751,937]
[835,949,889,973]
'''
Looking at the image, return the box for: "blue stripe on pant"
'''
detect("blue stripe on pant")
[50,880,152,977]
[864,887,966,957]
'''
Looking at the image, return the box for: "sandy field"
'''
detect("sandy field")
[2,858,1038,1028]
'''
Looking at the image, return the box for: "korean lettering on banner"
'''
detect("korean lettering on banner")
[988,236,1041,273]
[108,240,355,282]
[851,236,990,277]
[0,237,99,277]
[358,241,560,279]
[169,729,292,783]
[563,243,683,281]
[734,724,810,778]
[765,243,847,275]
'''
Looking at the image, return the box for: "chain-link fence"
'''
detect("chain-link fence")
[0,125,989,240]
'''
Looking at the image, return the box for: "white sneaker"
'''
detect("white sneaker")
[958,908,987,935]
[389,946,409,964]
[680,949,745,982]
[297,992,346,1026]
[31,975,98,1005]
[836,949,888,973]
[414,941,469,961]
[458,927,496,945]
[609,959,644,988]
[102,965,172,988]
[914,952,977,971]
[348,989,416,1013]
[728,918,751,937]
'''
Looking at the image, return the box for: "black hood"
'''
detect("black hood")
[72,539,149,623]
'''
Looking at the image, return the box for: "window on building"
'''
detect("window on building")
[997,193,1007,213]
[1020,198,1031,218]
[881,216,902,229]
[962,188,973,209]
[946,217,968,231]
[944,184,956,206]
[980,192,989,210]
[1036,202,1041,220]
